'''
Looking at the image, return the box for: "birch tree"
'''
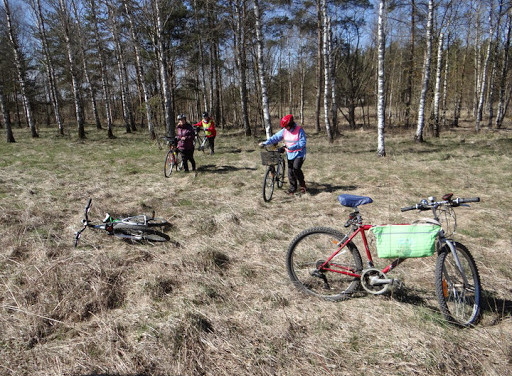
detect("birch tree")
[476,5,494,132]
[31,0,64,135]
[123,0,156,139]
[3,0,38,137]
[496,8,512,128]
[58,0,85,138]
[376,0,386,156]
[154,0,174,138]
[254,0,272,138]
[90,0,114,138]
[432,32,444,138]
[108,2,134,133]
[415,0,433,143]
[321,0,333,142]
[71,0,102,130]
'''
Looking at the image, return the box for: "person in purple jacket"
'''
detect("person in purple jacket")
[259,114,307,194]
[176,114,196,172]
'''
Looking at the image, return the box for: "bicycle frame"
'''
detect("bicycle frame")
[321,223,407,278]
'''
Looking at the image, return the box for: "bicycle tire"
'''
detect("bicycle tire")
[434,242,481,327]
[195,134,205,151]
[113,226,170,242]
[164,150,176,178]
[286,227,363,301]
[176,151,184,171]
[117,216,169,227]
[276,158,285,189]
[262,167,275,202]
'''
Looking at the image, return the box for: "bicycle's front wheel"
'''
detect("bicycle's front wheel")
[164,150,176,177]
[286,227,363,301]
[435,242,481,326]
[276,158,285,189]
[262,167,275,202]
[113,225,170,242]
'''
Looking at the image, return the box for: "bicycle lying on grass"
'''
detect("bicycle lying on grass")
[74,199,170,246]
[286,193,481,327]
[163,136,184,177]
[260,144,286,202]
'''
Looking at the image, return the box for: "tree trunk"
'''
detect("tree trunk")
[234,0,251,136]
[58,0,85,139]
[321,0,333,142]
[89,0,114,138]
[405,0,415,127]
[71,0,101,130]
[433,32,444,138]
[415,0,433,143]
[253,0,272,138]
[315,0,322,133]
[124,0,156,139]
[476,7,493,132]
[496,10,512,128]
[155,0,174,138]
[0,84,15,142]
[377,0,386,156]
[3,0,38,138]
[33,0,64,135]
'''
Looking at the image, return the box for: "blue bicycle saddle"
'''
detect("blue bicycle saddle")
[337,194,373,207]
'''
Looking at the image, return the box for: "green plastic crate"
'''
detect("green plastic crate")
[370,224,441,259]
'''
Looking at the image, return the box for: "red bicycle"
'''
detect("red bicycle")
[286,193,481,327]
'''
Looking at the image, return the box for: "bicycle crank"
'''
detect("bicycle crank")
[360,268,397,295]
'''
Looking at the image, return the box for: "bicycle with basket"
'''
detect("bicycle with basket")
[286,193,481,327]
[260,144,286,202]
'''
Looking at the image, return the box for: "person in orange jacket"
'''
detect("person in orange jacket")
[194,112,217,154]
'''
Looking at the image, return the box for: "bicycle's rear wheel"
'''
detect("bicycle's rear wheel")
[164,150,176,177]
[435,242,481,326]
[119,216,169,227]
[113,225,170,242]
[262,167,275,202]
[286,227,363,301]
[276,158,285,188]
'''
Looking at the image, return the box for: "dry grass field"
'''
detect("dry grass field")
[0,122,511,376]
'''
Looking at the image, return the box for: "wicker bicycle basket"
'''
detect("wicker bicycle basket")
[260,151,281,166]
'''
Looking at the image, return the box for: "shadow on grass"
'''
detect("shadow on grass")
[480,290,512,325]
[196,164,257,173]
[306,182,358,195]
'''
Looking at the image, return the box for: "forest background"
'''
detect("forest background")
[0,0,511,375]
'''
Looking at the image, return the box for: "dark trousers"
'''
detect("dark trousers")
[207,136,215,154]
[180,149,196,171]
[287,157,305,192]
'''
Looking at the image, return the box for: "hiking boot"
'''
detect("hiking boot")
[287,189,296,196]
[300,185,307,194]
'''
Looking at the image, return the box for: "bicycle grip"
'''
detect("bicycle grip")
[400,205,417,212]
[459,197,480,203]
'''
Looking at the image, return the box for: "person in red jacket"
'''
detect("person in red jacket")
[194,112,216,154]
[175,114,196,172]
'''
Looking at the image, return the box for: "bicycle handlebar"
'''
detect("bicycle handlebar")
[401,195,480,212]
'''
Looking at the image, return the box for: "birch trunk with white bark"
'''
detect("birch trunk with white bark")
[433,32,444,138]
[123,0,155,139]
[415,0,433,142]
[253,0,272,138]
[58,0,85,138]
[321,0,333,142]
[377,0,386,156]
